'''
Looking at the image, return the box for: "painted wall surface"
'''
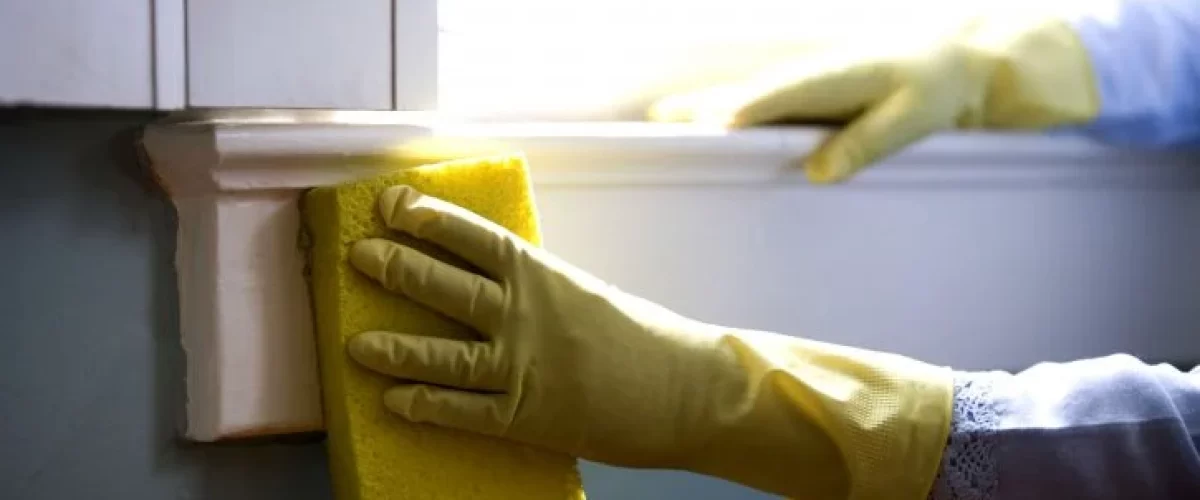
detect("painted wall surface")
[0,111,333,500]
[536,182,1200,372]
[2,110,1199,500]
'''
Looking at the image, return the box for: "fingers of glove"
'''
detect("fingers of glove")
[378,185,514,276]
[804,90,950,184]
[383,385,510,437]
[349,331,508,392]
[350,239,505,332]
[731,55,895,127]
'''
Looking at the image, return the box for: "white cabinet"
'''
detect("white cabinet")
[0,0,155,108]
[2,0,420,111]
[186,0,393,110]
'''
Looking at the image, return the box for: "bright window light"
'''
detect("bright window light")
[436,0,1004,120]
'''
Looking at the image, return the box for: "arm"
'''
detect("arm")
[650,0,1200,183]
[929,354,1200,499]
[1064,0,1200,147]
[343,185,954,500]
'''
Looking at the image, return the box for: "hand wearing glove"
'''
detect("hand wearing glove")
[345,185,952,500]
[649,7,1101,184]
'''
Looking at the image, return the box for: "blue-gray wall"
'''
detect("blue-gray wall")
[0,111,333,500]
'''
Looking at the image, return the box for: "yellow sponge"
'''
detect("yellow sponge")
[304,154,585,500]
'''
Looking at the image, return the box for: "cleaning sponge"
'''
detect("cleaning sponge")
[304,154,585,500]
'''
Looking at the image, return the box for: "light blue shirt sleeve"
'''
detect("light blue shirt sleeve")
[1062,0,1200,148]
[928,354,1200,499]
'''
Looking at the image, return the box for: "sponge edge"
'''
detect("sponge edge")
[304,154,584,500]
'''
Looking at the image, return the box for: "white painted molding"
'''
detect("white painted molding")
[158,110,1200,187]
[140,111,1200,441]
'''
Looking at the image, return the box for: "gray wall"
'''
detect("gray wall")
[0,111,332,500]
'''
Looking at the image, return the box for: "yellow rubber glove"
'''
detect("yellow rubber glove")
[347,185,953,500]
[649,8,1099,184]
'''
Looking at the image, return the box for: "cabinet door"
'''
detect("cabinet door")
[0,0,154,108]
[188,0,392,109]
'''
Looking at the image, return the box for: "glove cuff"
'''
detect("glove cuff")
[686,329,954,500]
[961,13,1101,127]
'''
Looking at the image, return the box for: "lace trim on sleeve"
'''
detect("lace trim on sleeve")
[927,374,1003,500]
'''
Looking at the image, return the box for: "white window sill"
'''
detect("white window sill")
[158,109,1198,187]
[142,110,1200,441]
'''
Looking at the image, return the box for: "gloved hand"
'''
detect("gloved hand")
[649,8,1099,183]
[347,185,953,499]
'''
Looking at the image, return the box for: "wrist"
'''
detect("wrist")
[677,329,956,499]
[961,14,1100,128]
